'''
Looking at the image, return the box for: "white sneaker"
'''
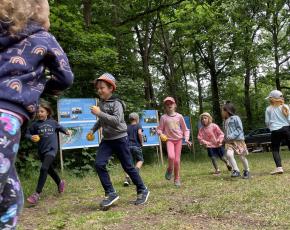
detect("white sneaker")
[270,167,284,175]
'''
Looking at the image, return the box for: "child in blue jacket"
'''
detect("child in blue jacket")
[0,0,73,227]
[222,101,250,179]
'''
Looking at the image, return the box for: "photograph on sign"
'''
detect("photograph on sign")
[142,126,159,146]
[60,122,99,149]
[140,110,158,127]
[58,98,97,122]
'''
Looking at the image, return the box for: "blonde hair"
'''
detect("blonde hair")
[0,0,48,35]
[269,97,289,117]
[200,112,213,125]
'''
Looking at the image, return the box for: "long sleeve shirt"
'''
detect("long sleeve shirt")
[198,123,224,148]
[26,118,67,156]
[265,105,290,131]
[0,22,74,120]
[90,96,127,140]
[157,113,190,141]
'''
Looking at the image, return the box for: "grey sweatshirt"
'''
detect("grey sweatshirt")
[91,97,127,140]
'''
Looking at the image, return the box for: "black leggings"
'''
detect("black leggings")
[36,155,61,193]
[271,126,290,167]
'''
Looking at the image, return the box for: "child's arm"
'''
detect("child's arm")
[43,34,74,94]
[55,121,70,135]
[138,125,143,146]
[25,123,40,142]
[91,101,123,127]
[227,116,244,140]
[265,107,270,128]
[213,124,224,145]
[180,115,192,146]
[90,121,100,134]
[157,116,165,135]
[180,116,190,141]
[197,129,210,147]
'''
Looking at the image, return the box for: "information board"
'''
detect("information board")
[58,98,99,149]
[140,110,159,146]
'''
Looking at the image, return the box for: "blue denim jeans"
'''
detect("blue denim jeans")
[95,136,146,194]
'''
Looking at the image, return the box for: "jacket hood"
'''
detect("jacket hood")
[101,95,126,111]
[0,21,44,49]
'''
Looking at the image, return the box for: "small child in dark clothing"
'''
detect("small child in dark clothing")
[123,112,144,186]
[89,73,150,209]
[26,101,71,205]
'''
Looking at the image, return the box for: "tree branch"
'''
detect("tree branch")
[116,0,186,26]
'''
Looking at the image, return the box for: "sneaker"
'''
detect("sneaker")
[242,170,250,179]
[270,167,284,175]
[231,170,240,177]
[123,177,131,187]
[213,170,221,176]
[174,180,181,187]
[165,169,172,180]
[135,189,150,205]
[100,192,119,208]
[58,180,65,193]
[226,164,232,171]
[27,192,40,205]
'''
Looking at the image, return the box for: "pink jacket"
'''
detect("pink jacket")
[197,123,224,148]
[157,113,190,141]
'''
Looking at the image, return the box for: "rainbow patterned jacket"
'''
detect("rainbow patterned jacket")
[0,22,74,120]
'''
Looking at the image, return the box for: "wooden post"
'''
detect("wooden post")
[156,110,164,165]
[189,116,196,160]
[57,99,64,173]
[156,146,160,164]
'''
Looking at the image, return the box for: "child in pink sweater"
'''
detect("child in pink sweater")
[198,112,232,175]
[157,97,191,187]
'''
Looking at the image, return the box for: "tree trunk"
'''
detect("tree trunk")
[83,0,92,27]
[180,52,190,113]
[158,14,177,101]
[244,47,252,128]
[193,54,203,114]
[208,44,222,125]
[134,18,157,108]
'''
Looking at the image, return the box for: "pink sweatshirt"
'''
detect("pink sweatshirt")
[157,113,190,141]
[197,123,224,148]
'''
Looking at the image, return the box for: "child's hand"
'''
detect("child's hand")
[86,132,95,141]
[186,140,192,148]
[66,130,72,136]
[160,134,168,142]
[90,106,101,115]
[31,135,40,142]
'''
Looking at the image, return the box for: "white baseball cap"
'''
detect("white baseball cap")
[265,90,283,99]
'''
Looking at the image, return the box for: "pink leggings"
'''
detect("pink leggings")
[166,139,182,181]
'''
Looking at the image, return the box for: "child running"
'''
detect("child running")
[265,90,290,175]
[0,0,73,227]
[198,112,232,175]
[26,101,71,205]
[222,101,250,179]
[123,112,144,186]
[89,73,149,209]
[157,97,191,187]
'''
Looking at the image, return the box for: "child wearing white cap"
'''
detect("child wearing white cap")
[265,90,290,175]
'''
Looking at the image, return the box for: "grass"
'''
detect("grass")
[18,148,290,230]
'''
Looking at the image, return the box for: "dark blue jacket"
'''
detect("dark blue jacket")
[0,22,74,120]
[26,118,67,156]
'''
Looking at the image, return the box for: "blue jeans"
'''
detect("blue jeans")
[95,137,146,194]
